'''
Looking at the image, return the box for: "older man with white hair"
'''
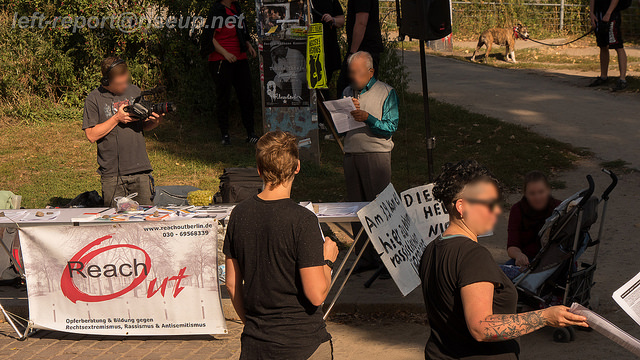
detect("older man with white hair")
[342,51,399,273]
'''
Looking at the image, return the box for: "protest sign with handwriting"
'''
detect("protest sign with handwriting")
[357,183,426,296]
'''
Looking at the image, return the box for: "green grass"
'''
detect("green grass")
[0,93,585,208]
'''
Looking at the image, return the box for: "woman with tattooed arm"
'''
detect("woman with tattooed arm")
[419,160,588,359]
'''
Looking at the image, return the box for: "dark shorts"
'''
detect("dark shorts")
[595,11,624,49]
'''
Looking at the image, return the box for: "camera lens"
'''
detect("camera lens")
[151,102,176,114]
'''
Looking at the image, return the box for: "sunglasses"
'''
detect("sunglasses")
[456,198,502,212]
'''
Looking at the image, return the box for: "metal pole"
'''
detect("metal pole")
[559,0,565,30]
[563,210,584,305]
[419,40,435,182]
[329,227,364,288]
[323,237,372,320]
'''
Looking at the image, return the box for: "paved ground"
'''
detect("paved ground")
[403,52,640,168]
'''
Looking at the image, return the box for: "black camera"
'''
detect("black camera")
[124,86,176,120]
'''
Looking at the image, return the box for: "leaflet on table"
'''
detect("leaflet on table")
[192,205,236,220]
[570,303,640,357]
[613,271,640,326]
[71,208,117,222]
[19,210,61,222]
[0,210,27,222]
[317,204,361,217]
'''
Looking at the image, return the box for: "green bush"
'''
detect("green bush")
[0,0,408,128]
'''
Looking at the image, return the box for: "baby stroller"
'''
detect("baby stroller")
[511,169,618,342]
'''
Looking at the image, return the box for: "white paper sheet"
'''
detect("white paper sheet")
[0,210,27,222]
[323,97,364,133]
[20,210,60,222]
[317,204,360,217]
[613,271,640,327]
[570,303,640,357]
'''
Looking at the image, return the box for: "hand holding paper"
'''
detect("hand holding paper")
[323,97,365,133]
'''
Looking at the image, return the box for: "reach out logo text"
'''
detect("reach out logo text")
[60,235,189,303]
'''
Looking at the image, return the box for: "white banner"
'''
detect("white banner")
[18,219,227,335]
[357,183,426,296]
[400,184,449,244]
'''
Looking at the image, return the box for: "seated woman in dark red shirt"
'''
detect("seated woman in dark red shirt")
[507,171,561,268]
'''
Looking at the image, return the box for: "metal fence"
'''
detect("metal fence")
[451,0,640,38]
[378,0,640,39]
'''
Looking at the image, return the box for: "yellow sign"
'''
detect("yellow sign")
[306,23,327,89]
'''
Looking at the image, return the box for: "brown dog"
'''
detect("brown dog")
[471,24,529,63]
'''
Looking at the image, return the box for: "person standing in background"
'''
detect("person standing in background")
[588,0,628,91]
[311,0,345,94]
[336,0,383,97]
[206,0,259,145]
[342,51,399,274]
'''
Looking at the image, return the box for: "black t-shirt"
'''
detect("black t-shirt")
[311,0,344,74]
[223,195,331,359]
[594,0,613,13]
[82,85,152,177]
[346,0,384,54]
[419,236,520,360]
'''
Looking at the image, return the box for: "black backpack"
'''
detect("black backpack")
[617,0,632,11]
[216,168,263,203]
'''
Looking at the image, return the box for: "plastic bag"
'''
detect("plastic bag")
[187,190,214,206]
[114,193,140,212]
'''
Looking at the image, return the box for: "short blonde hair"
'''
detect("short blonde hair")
[255,131,299,187]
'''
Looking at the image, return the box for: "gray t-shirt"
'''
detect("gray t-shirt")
[82,85,152,177]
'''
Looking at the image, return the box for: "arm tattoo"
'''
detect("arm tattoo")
[479,309,547,341]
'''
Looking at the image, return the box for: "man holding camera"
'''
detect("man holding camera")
[82,57,163,207]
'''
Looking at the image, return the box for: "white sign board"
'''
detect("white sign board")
[357,183,426,296]
[19,219,227,335]
[400,184,450,243]
[613,271,640,326]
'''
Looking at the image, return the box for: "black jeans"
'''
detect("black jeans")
[336,52,380,98]
[208,59,255,137]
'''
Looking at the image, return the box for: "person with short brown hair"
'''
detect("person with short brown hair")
[255,131,300,187]
[224,130,339,359]
[83,56,163,207]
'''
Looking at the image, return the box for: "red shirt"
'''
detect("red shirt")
[208,5,247,62]
[507,196,562,258]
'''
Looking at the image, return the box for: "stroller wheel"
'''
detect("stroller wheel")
[553,328,572,343]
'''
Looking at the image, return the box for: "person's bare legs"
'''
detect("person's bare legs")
[600,46,610,79]
[616,47,627,81]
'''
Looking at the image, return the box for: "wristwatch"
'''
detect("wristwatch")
[324,259,334,269]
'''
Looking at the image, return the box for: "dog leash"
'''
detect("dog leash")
[519,29,594,47]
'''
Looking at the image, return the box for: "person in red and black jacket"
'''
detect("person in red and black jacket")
[506,171,561,268]
[205,0,258,145]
